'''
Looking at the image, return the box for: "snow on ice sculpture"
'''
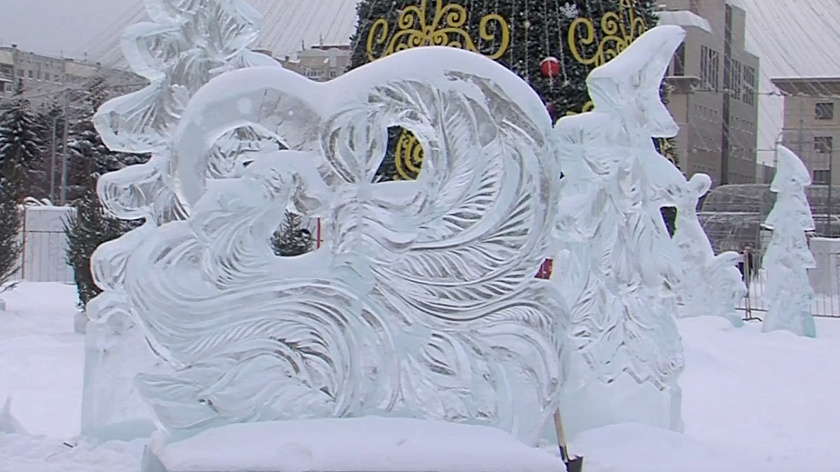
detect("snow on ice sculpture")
[762,145,817,338]
[122,46,568,446]
[674,173,746,327]
[82,0,281,441]
[551,25,687,438]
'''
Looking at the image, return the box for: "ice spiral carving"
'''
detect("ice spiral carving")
[117,47,568,445]
[83,0,281,440]
[674,174,746,327]
[552,26,687,437]
[762,145,817,338]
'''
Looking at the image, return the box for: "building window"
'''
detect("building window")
[816,102,834,120]
[814,136,833,154]
[672,43,685,76]
[27,70,33,79]
[700,46,720,90]
[728,59,741,99]
[814,170,831,184]
[742,66,756,105]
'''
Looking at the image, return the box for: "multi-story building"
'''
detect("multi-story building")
[771,77,840,187]
[0,44,141,107]
[278,45,351,82]
[658,0,760,186]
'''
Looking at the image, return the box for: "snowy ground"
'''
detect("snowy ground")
[2,282,840,471]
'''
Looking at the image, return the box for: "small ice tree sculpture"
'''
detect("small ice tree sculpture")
[762,145,817,338]
[674,173,746,327]
[552,25,687,437]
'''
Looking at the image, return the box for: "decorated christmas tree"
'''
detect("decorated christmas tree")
[348,0,673,181]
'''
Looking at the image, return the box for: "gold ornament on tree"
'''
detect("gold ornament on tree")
[567,0,649,114]
[365,0,510,180]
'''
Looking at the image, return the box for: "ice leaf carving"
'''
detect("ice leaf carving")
[762,145,817,338]
[552,26,687,437]
[674,173,746,327]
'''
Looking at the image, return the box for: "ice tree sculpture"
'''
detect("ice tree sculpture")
[108,46,568,446]
[762,145,817,338]
[674,173,746,327]
[82,0,281,441]
[551,25,687,437]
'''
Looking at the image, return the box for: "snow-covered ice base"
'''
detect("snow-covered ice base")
[5,283,840,471]
[141,418,564,472]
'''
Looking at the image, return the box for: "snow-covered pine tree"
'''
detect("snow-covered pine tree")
[0,176,22,290]
[64,187,125,308]
[0,99,46,199]
[272,211,314,257]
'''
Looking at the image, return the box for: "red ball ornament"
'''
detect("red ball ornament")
[540,57,561,78]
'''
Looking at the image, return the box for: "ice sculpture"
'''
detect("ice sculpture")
[674,173,746,327]
[551,25,687,438]
[762,145,817,338]
[106,46,568,446]
[83,0,281,441]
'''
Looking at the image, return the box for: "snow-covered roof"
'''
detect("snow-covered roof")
[656,10,712,34]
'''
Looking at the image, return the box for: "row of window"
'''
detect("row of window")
[303,69,339,79]
[696,46,756,105]
[16,68,64,83]
[814,170,831,184]
[700,46,720,91]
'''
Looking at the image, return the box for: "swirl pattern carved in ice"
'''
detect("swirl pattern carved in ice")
[120,48,567,445]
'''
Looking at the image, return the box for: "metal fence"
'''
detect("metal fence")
[734,248,840,320]
[699,183,840,319]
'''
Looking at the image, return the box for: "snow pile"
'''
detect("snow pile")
[0,434,146,472]
[2,283,840,471]
[148,417,563,472]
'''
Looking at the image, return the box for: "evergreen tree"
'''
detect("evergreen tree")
[64,187,125,308]
[0,99,46,197]
[0,177,22,290]
[272,211,314,257]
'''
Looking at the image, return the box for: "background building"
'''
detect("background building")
[658,0,759,186]
[772,77,840,187]
[279,45,351,82]
[0,44,141,108]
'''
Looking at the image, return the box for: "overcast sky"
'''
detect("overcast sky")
[0,0,139,58]
[2,0,838,167]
